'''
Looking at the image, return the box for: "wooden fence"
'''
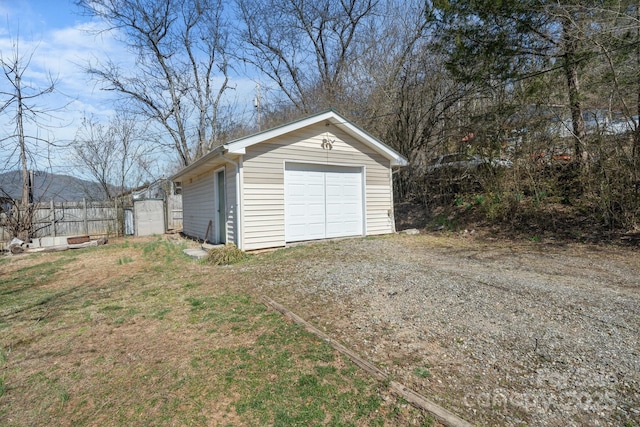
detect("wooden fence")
[1,196,183,246]
[1,199,120,244]
[167,194,183,230]
[36,199,120,238]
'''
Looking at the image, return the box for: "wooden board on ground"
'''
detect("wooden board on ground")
[261,296,474,427]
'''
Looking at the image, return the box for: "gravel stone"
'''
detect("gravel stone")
[251,234,640,426]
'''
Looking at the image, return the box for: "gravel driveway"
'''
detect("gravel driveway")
[250,233,640,426]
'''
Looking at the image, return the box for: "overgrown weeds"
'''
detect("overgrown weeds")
[409,152,639,241]
[204,244,250,266]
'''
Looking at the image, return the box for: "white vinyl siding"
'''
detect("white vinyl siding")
[241,123,393,250]
[182,170,215,242]
[181,161,238,245]
[241,182,284,250]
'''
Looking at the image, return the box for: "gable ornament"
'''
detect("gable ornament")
[321,137,334,150]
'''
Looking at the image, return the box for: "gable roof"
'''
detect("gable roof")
[172,110,408,181]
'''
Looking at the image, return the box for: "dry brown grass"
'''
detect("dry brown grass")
[203,244,250,266]
[0,236,435,427]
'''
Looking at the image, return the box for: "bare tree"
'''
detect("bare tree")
[236,0,378,113]
[72,112,156,200]
[76,0,232,166]
[0,37,57,240]
[585,2,640,157]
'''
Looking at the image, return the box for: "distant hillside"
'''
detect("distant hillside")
[0,170,110,202]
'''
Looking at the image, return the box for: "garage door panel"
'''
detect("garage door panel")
[328,204,359,216]
[308,182,324,197]
[326,217,361,236]
[308,202,325,217]
[341,182,360,197]
[288,182,306,196]
[285,165,324,241]
[288,202,308,218]
[326,221,360,237]
[326,168,362,238]
[285,163,363,242]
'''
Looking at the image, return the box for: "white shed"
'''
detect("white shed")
[172,110,408,251]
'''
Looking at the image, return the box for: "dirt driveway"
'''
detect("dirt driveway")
[247,233,640,426]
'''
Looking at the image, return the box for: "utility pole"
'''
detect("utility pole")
[28,169,34,203]
[254,83,261,131]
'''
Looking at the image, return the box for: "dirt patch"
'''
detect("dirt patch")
[394,200,430,231]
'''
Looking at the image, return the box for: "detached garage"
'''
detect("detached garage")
[172,110,408,251]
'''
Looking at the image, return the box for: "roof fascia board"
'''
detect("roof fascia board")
[225,110,336,154]
[170,146,225,181]
[328,117,409,167]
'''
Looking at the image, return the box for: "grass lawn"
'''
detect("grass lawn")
[0,237,432,426]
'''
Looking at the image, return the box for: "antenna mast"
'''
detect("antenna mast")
[253,83,261,131]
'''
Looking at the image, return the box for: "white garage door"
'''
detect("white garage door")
[285,163,363,242]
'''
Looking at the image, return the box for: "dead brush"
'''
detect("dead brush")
[204,244,249,266]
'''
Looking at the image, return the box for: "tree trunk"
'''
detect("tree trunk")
[563,20,586,165]
[635,3,640,162]
[17,74,30,241]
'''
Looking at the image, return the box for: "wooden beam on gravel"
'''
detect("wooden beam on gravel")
[261,295,474,427]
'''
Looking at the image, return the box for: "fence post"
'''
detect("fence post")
[50,200,56,237]
[83,198,89,235]
[114,197,118,237]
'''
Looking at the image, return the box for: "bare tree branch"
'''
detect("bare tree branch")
[77,0,232,166]
[0,35,61,239]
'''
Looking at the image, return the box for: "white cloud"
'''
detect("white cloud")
[0,12,126,172]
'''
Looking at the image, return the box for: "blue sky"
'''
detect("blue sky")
[0,0,257,177]
[2,0,86,32]
[0,0,116,110]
